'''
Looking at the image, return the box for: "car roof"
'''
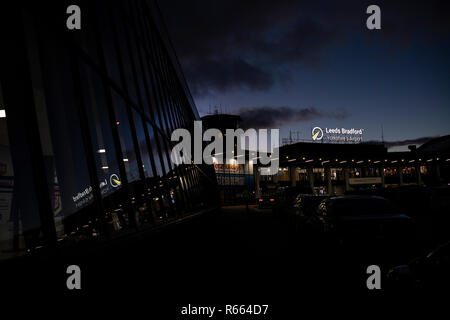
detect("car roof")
[324,195,389,204]
[299,194,331,198]
[328,195,388,202]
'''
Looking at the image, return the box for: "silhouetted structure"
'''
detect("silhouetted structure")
[0,0,218,260]
[265,137,450,195]
[201,113,255,204]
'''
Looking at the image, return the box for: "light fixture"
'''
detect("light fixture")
[98,149,106,153]
[0,109,6,118]
[123,158,129,162]
[101,166,109,169]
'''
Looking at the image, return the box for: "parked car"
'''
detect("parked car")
[387,240,450,289]
[315,195,414,245]
[289,194,332,233]
[271,186,304,217]
[258,195,277,208]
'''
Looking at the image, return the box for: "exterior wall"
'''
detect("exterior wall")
[213,161,254,205]
[275,142,449,196]
[0,0,218,260]
[201,114,256,205]
[274,162,449,196]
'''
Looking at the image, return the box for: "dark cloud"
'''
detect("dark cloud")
[184,58,274,97]
[372,0,450,45]
[381,137,436,148]
[236,106,348,129]
[158,0,450,97]
[364,136,437,148]
[158,0,335,97]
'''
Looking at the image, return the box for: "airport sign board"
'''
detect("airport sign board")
[312,126,364,143]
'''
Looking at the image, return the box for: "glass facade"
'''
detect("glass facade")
[0,0,218,260]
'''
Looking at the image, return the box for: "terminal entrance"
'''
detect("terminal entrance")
[255,139,448,197]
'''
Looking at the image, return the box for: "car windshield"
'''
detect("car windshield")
[332,198,396,216]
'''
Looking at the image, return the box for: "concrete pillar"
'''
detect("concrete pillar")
[255,167,261,198]
[307,167,315,194]
[290,167,296,187]
[398,166,404,186]
[273,170,279,183]
[344,168,350,192]
[381,166,385,188]
[416,164,422,185]
[435,165,441,183]
[326,167,332,195]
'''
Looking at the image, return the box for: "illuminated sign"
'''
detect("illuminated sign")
[110,174,121,188]
[72,174,122,207]
[213,163,241,174]
[349,177,382,185]
[312,126,364,143]
[311,127,323,141]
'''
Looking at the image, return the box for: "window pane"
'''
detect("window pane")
[110,90,140,183]
[97,3,121,87]
[35,31,93,238]
[0,85,43,259]
[156,130,171,175]
[111,4,138,105]
[132,110,153,178]
[146,123,164,178]
[78,61,122,197]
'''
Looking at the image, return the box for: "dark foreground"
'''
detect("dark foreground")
[1,204,443,314]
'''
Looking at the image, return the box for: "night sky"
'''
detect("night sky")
[159,0,450,150]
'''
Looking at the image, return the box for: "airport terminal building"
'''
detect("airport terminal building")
[257,136,450,196]
[201,113,255,205]
[0,0,218,260]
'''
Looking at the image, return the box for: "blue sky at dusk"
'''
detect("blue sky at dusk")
[159,0,450,148]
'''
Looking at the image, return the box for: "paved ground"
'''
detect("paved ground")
[1,204,416,313]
